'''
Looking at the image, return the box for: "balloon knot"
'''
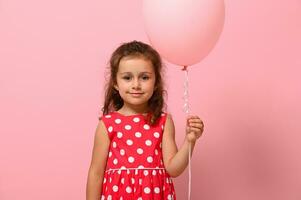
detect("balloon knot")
[182,66,188,71]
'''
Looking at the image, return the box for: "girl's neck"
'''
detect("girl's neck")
[117,105,149,116]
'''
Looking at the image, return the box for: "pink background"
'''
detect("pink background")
[0,0,300,199]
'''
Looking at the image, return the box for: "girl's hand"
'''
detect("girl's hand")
[185,115,204,143]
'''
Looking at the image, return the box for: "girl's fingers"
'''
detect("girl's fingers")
[186,115,204,140]
[189,119,203,124]
[187,116,203,123]
[187,116,200,121]
[188,127,203,134]
[189,122,204,129]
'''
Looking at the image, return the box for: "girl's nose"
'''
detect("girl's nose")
[132,79,141,89]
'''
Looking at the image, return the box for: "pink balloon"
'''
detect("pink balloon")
[143,0,225,67]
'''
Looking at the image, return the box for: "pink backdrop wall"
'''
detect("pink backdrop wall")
[1,0,300,199]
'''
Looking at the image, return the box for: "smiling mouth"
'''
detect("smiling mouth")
[129,92,144,96]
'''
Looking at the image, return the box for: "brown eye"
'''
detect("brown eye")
[141,76,150,80]
[122,76,131,80]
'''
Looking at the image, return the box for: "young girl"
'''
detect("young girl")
[86,41,204,200]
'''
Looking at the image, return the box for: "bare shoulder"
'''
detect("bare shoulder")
[163,113,175,138]
[94,119,110,143]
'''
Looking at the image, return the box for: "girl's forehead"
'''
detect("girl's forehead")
[118,57,154,73]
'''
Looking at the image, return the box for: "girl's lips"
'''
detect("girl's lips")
[129,92,144,97]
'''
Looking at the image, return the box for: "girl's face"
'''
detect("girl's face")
[114,56,156,110]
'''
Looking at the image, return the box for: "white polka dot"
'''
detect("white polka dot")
[154,187,160,193]
[152,170,157,175]
[117,170,121,174]
[128,156,135,163]
[112,141,117,148]
[153,132,160,138]
[120,197,123,200]
[137,197,142,200]
[127,169,130,174]
[133,117,140,122]
[143,124,150,130]
[120,149,125,156]
[117,132,123,138]
[125,125,132,130]
[161,113,165,116]
[113,158,118,165]
[121,166,126,170]
[101,195,105,200]
[107,195,112,200]
[109,177,112,183]
[166,178,169,183]
[126,186,132,193]
[167,194,173,200]
[138,165,144,169]
[145,140,152,146]
[135,132,142,138]
[108,126,113,132]
[143,170,149,176]
[161,125,164,130]
[131,178,135,184]
[139,179,142,185]
[113,185,119,192]
[121,178,125,184]
[115,118,121,124]
[103,178,106,183]
[137,148,143,154]
[144,187,151,194]
[126,139,133,146]
[147,156,153,163]
[108,151,112,157]
[155,149,159,155]
[105,115,111,118]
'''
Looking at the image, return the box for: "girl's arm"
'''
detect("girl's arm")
[86,120,110,200]
[162,114,204,178]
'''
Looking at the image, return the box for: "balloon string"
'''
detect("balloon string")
[182,66,191,200]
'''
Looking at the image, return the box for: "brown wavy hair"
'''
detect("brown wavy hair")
[102,40,167,125]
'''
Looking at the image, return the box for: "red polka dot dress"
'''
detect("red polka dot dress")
[99,111,176,200]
